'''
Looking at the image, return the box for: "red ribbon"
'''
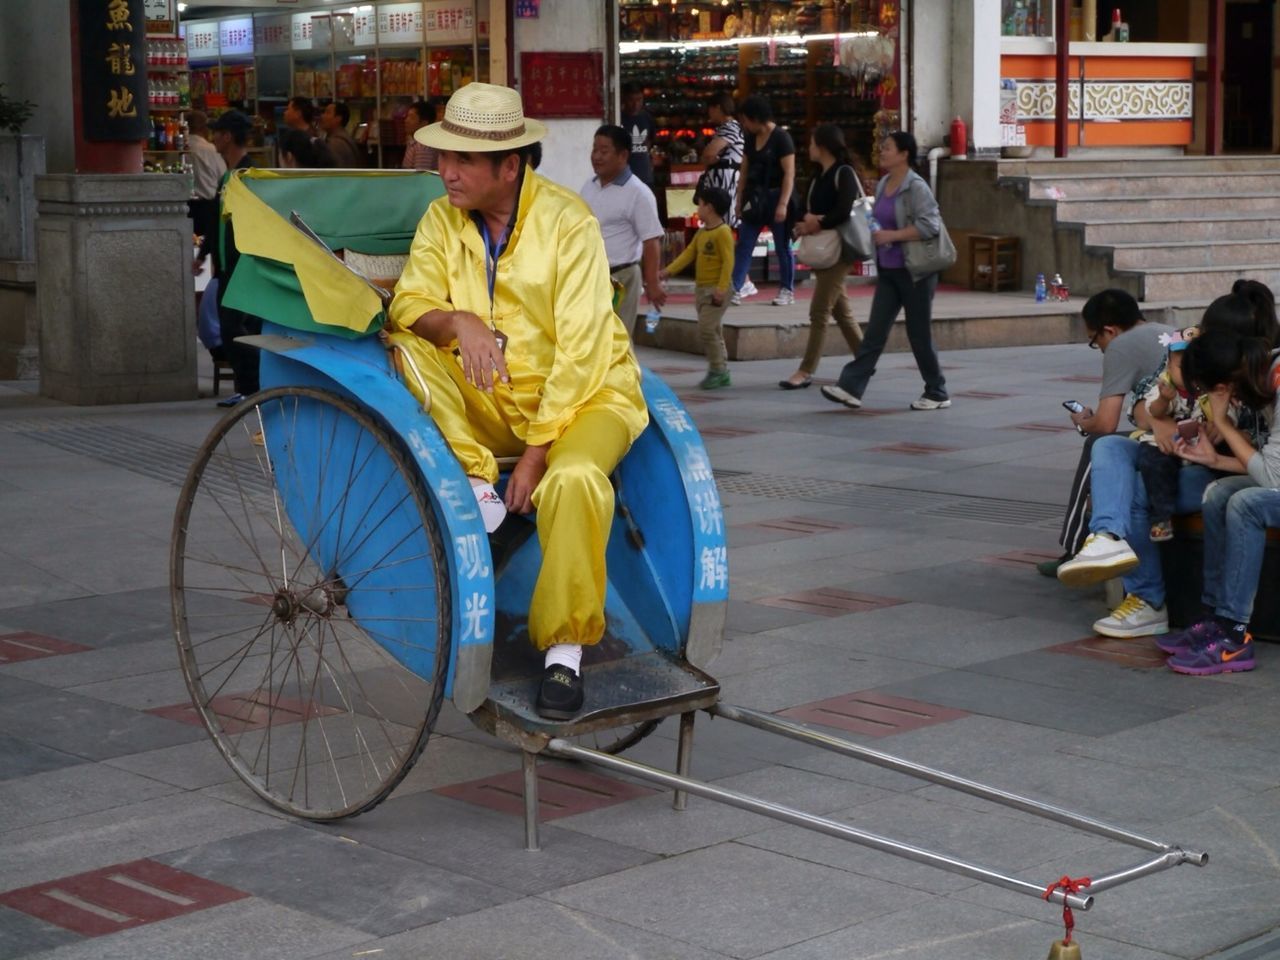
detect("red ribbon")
[1043,875,1092,945]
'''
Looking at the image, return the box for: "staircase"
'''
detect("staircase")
[938,156,1280,305]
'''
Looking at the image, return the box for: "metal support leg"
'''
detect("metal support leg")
[522,750,540,852]
[674,711,696,811]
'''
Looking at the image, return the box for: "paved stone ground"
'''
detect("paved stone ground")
[2,341,1278,960]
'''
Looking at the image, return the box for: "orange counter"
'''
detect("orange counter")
[1000,41,1206,148]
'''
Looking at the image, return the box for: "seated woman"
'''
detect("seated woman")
[1056,287,1279,638]
[1155,329,1280,674]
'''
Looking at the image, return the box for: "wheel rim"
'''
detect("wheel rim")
[171,387,451,819]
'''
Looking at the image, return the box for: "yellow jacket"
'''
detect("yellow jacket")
[390,171,647,447]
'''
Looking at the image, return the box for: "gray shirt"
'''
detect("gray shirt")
[1247,354,1280,487]
[1100,321,1173,420]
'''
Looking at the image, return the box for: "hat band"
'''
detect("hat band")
[440,118,527,142]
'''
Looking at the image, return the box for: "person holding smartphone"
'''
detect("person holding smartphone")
[1038,290,1173,579]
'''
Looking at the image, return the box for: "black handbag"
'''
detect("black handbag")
[740,182,772,225]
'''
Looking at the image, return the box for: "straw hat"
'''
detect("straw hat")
[414,82,546,152]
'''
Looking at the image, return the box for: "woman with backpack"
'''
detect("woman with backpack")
[781,124,865,389]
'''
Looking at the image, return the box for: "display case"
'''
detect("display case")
[144,34,192,176]
[1001,0,1056,38]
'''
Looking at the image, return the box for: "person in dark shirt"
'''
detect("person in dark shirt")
[620,83,654,187]
[195,110,261,406]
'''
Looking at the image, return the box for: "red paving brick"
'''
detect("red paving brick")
[147,693,343,733]
[979,549,1066,570]
[700,426,761,439]
[780,691,970,737]
[0,859,248,938]
[955,390,1014,400]
[1056,374,1103,384]
[0,633,92,665]
[867,442,958,456]
[1014,422,1078,433]
[435,763,657,820]
[648,365,703,375]
[740,516,857,538]
[1047,636,1169,669]
[753,588,905,617]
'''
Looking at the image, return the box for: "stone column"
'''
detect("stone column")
[950,0,1004,154]
[36,174,197,404]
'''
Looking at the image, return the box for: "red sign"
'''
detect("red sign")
[520,52,603,119]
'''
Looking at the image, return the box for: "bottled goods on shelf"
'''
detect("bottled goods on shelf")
[146,37,188,67]
[147,75,190,110]
[1001,0,1050,37]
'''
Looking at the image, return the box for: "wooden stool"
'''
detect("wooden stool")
[969,234,1021,292]
[213,356,234,394]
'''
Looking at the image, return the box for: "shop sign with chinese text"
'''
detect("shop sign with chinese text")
[218,17,254,57]
[254,13,291,55]
[79,0,150,141]
[185,18,219,60]
[378,2,425,44]
[521,52,603,119]
[144,0,174,35]
[424,0,474,46]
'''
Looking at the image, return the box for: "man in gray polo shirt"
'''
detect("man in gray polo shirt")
[581,125,665,336]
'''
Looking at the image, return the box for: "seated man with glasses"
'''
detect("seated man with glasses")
[1037,289,1174,580]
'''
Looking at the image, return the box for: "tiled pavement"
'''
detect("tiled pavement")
[2,342,1278,960]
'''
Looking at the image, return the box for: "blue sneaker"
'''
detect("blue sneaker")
[1167,631,1255,676]
[1155,618,1221,657]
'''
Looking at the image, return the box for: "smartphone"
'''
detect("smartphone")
[1176,419,1200,445]
[1062,400,1085,414]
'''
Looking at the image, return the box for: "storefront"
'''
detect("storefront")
[618,1,907,193]
[173,0,495,168]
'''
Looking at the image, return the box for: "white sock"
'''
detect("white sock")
[469,477,507,534]
[544,643,583,675]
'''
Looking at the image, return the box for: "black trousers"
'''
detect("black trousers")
[836,268,946,401]
[1135,443,1181,524]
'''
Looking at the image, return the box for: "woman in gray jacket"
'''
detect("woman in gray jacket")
[821,131,949,411]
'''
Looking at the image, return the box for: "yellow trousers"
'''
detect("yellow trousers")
[390,333,631,650]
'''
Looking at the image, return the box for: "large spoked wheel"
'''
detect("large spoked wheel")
[568,721,661,756]
[171,387,451,820]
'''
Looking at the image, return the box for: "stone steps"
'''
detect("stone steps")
[1107,238,1280,270]
[1083,216,1280,245]
[999,156,1280,177]
[1023,172,1280,199]
[1124,264,1280,301]
[1053,193,1280,223]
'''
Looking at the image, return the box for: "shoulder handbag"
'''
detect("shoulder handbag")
[901,179,957,280]
[796,177,840,268]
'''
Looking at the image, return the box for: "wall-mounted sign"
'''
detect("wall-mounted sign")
[380,2,425,45]
[424,0,473,46]
[144,0,175,35]
[79,0,150,141]
[218,17,254,57]
[185,18,219,60]
[352,7,377,47]
[254,13,291,55]
[514,0,539,19]
[291,11,315,50]
[521,51,604,119]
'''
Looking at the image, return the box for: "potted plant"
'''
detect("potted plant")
[0,83,43,262]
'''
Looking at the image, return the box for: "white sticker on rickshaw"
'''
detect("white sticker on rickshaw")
[694,490,724,536]
[684,443,713,484]
[654,398,693,434]
[455,533,490,579]
[461,591,490,642]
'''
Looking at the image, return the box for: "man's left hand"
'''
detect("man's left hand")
[645,283,667,310]
[505,443,549,514]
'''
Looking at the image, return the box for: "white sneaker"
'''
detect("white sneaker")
[740,279,758,298]
[729,290,743,306]
[1093,593,1168,639]
[771,288,795,306]
[910,395,951,410]
[820,384,862,409]
[1057,532,1139,587]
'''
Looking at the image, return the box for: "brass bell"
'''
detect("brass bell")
[1046,939,1082,960]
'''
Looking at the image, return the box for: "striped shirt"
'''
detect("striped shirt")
[402,140,439,172]
[703,119,743,227]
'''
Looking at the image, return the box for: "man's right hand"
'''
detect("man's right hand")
[453,311,509,393]
[1151,418,1178,455]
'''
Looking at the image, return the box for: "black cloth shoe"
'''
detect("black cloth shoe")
[536,665,584,720]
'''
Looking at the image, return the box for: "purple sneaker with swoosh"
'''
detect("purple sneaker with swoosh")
[1155,618,1221,657]
[1167,632,1255,676]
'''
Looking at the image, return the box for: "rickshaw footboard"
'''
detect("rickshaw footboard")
[536,702,1206,912]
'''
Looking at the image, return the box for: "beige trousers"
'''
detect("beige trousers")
[801,262,863,374]
[611,262,643,336]
[696,285,729,372]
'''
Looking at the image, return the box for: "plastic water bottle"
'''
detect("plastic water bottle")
[644,306,661,335]
[1035,272,1047,303]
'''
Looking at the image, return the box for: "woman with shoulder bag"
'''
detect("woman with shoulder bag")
[784,124,866,389]
[821,131,952,411]
[732,96,797,306]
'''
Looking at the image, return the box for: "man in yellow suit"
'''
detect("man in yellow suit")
[388,84,649,720]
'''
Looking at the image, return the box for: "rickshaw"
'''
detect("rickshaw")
[170,169,1204,947]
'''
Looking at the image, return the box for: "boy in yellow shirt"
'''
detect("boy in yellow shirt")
[661,186,735,389]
